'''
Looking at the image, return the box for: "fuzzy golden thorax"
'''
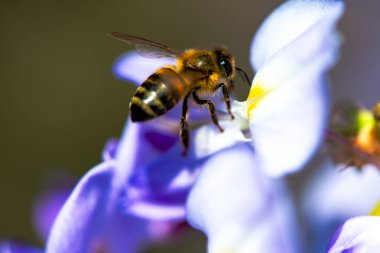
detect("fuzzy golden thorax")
[176,48,235,95]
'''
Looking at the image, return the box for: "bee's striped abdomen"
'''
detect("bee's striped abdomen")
[129,67,186,122]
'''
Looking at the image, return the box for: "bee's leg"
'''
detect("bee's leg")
[180,92,191,156]
[216,83,235,120]
[192,91,224,132]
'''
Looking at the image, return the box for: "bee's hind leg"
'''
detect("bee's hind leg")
[216,83,235,120]
[180,93,191,156]
[192,91,224,132]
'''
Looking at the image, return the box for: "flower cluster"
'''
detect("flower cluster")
[2,1,380,253]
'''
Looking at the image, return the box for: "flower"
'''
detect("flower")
[32,171,74,242]
[4,0,344,252]
[327,215,380,253]
[298,102,380,253]
[303,160,380,253]
[45,161,155,253]
[0,240,42,253]
[44,138,188,253]
[186,143,300,253]
[300,100,380,253]
[186,0,343,251]
[113,0,344,252]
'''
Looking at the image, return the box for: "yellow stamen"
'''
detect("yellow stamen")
[371,201,380,216]
[246,82,272,118]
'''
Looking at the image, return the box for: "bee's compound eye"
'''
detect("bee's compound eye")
[221,59,232,77]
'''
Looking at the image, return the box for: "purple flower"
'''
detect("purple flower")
[45,158,185,253]
[0,240,42,253]
[6,0,344,252]
[113,0,344,252]
[32,171,74,242]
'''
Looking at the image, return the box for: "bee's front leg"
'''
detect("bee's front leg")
[192,91,224,132]
[216,83,235,120]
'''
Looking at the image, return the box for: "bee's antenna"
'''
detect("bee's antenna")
[235,67,252,87]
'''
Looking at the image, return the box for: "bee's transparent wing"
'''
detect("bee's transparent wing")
[109,32,179,58]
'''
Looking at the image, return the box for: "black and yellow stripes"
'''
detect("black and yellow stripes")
[129,68,185,122]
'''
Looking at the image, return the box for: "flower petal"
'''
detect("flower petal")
[0,240,42,253]
[32,181,72,241]
[46,161,151,253]
[102,138,119,162]
[113,118,179,192]
[250,0,344,71]
[247,0,343,177]
[327,216,380,253]
[186,143,298,253]
[122,121,247,221]
[303,161,380,253]
[305,163,380,224]
[112,118,188,222]
[113,51,175,85]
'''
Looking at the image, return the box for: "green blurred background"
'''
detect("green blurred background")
[0,0,379,250]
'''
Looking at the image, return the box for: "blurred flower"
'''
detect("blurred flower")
[326,216,380,253]
[327,100,380,169]
[302,99,380,253]
[303,159,380,253]
[32,171,74,242]
[0,240,42,253]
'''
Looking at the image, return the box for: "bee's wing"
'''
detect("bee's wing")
[109,32,179,59]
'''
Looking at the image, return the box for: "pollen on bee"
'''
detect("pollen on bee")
[209,72,219,85]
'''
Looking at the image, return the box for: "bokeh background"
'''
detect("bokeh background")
[1,0,379,250]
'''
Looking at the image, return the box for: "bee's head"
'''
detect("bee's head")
[214,47,235,79]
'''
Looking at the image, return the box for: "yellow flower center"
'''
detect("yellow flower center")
[371,201,380,216]
[246,82,273,119]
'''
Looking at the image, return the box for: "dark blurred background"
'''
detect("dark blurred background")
[0,0,379,250]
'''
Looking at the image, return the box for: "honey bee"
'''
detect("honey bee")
[109,32,249,155]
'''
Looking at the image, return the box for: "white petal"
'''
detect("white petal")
[250,0,344,71]
[113,51,175,85]
[192,120,249,158]
[304,161,380,236]
[186,143,298,253]
[247,1,343,177]
[327,216,380,253]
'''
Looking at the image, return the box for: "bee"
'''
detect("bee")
[109,32,250,155]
